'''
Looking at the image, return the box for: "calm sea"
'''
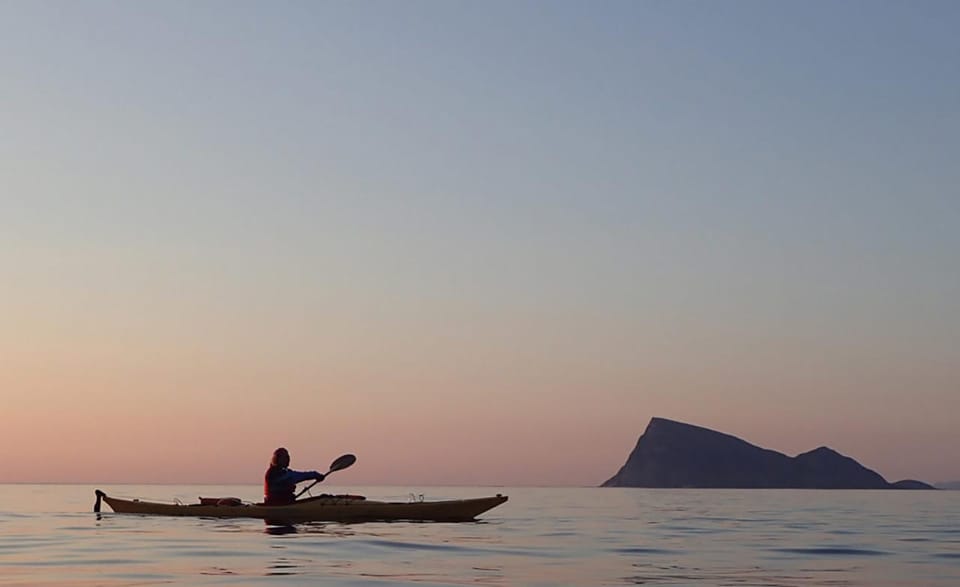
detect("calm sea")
[1,484,957,586]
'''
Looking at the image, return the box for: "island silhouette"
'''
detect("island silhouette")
[603,417,934,489]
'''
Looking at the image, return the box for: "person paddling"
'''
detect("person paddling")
[263,447,325,505]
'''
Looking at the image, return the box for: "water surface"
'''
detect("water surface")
[1,485,957,586]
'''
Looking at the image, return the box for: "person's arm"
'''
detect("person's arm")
[285,469,324,483]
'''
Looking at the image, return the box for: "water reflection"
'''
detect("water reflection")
[264,522,298,536]
[266,557,301,576]
[263,520,359,537]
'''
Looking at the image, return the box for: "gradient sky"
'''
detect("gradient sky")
[2,1,958,487]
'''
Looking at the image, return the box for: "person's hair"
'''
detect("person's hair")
[271,447,290,467]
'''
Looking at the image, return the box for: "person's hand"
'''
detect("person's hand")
[313,472,326,482]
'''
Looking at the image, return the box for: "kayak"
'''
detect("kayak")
[94,490,508,522]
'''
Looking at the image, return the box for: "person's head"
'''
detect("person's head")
[271,447,290,468]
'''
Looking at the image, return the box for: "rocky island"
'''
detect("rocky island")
[603,417,934,489]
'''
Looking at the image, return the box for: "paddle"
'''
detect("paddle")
[294,453,357,499]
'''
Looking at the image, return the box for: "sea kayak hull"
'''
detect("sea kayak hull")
[94,490,507,522]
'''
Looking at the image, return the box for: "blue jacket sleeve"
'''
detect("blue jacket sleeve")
[285,469,320,483]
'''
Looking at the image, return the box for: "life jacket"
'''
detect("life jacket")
[264,465,296,505]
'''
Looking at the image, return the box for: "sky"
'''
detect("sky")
[2,1,958,487]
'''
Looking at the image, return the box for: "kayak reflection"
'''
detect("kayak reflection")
[264,521,298,535]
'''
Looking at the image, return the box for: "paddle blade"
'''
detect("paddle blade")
[327,453,357,474]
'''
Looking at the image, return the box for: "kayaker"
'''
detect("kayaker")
[263,447,325,505]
